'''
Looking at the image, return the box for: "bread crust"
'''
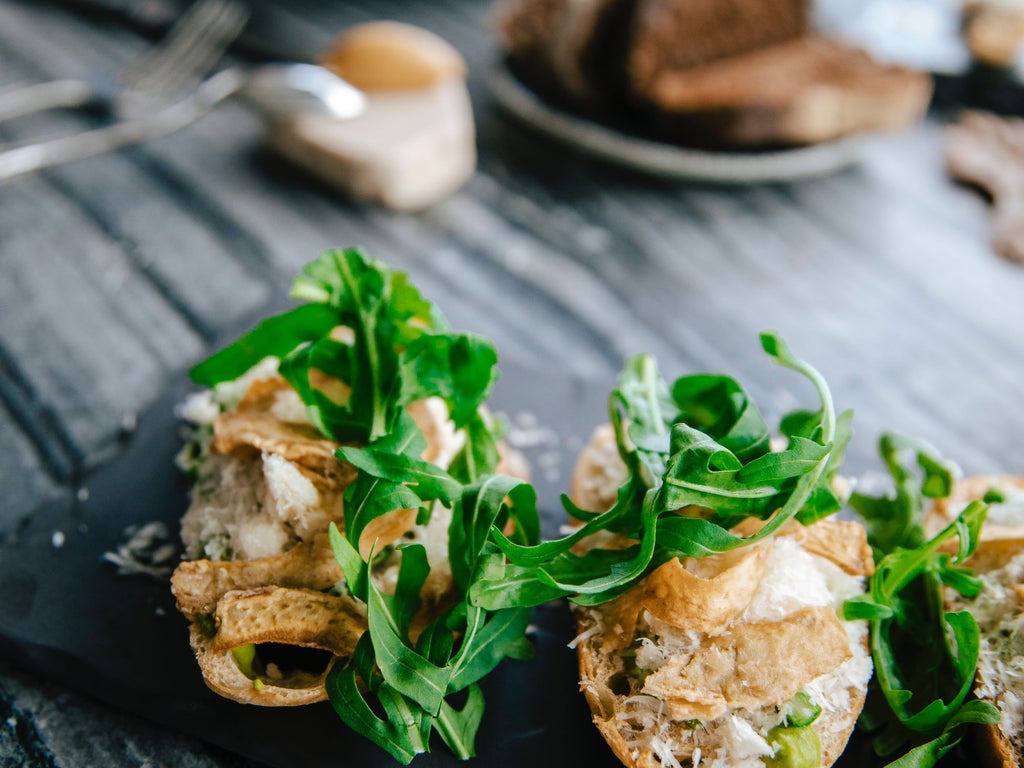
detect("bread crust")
[976,721,1019,768]
[172,535,342,618]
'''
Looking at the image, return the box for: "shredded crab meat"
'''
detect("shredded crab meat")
[568,624,601,649]
[584,527,872,768]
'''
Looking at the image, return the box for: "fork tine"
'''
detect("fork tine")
[119,0,228,90]
[142,1,249,97]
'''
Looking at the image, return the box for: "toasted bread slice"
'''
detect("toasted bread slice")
[930,477,1024,768]
[573,526,872,767]
[641,36,932,147]
[569,425,873,767]
[628,0,809,99]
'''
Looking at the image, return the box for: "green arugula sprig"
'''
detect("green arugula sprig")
[191,247,499,455]
[472,332,853,610]
[843,436,1000,767]
[326,472,538,763]
[189,248,535,762]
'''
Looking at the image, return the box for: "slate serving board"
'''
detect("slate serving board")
[0,356,974,767]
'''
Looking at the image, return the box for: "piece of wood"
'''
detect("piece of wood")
[2,0,1024,766]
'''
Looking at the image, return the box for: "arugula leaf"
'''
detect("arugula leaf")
[670,373,771,462]
[434,686,486,760]
[189,303,339,386]
[449,411,502,486]
[399,334,499,428]
[322,410,537,761]
[880,700,1001,768]
[191,248,500,447]
[472,331,844,609]
[449,477,536,591]
[366,551,450,716]
[328,521,369,601]
[336,446,462,507]
[845,429,998,767]
[447,605,533,690]
[325,635,428,765]
[851,434,957,557]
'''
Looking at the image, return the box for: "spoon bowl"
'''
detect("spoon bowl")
[240,63,365,119]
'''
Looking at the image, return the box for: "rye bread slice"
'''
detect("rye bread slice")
[627,0,809,99]
[640,36,932,147]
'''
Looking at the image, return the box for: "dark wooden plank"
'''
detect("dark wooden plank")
[0,2,273,336]
[0,177,203,467]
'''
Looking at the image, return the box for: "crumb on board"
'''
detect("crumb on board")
[102,521,177,579]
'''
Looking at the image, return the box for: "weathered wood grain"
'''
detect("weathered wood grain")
[0,3,272,337]
[0,176,203,467]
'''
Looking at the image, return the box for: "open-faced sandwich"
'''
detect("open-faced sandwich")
[473,334,875,767]
[171,248,538,762]
[921,476,1024,767]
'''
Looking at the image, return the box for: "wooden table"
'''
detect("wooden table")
[3,0,1024,765]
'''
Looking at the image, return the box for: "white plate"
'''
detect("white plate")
[489,64,867,184]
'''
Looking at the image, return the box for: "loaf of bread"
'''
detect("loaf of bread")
[569,425,874,768]
[496,0,931,148]
[496,0,632,103]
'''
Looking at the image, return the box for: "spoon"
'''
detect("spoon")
[239,63,365,118]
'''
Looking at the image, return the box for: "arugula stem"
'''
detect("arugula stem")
[740,454,830,545]
[336,251,388,441]
[764,335,836,444]
[640,355,667,436]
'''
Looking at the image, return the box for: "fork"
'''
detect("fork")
[0,0,249,123]
[0,64,366,184]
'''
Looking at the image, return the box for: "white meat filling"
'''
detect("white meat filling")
[614,534,871,767]
[956,550,1024,743]
[178,360,462,571]
[180,451,330,561]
